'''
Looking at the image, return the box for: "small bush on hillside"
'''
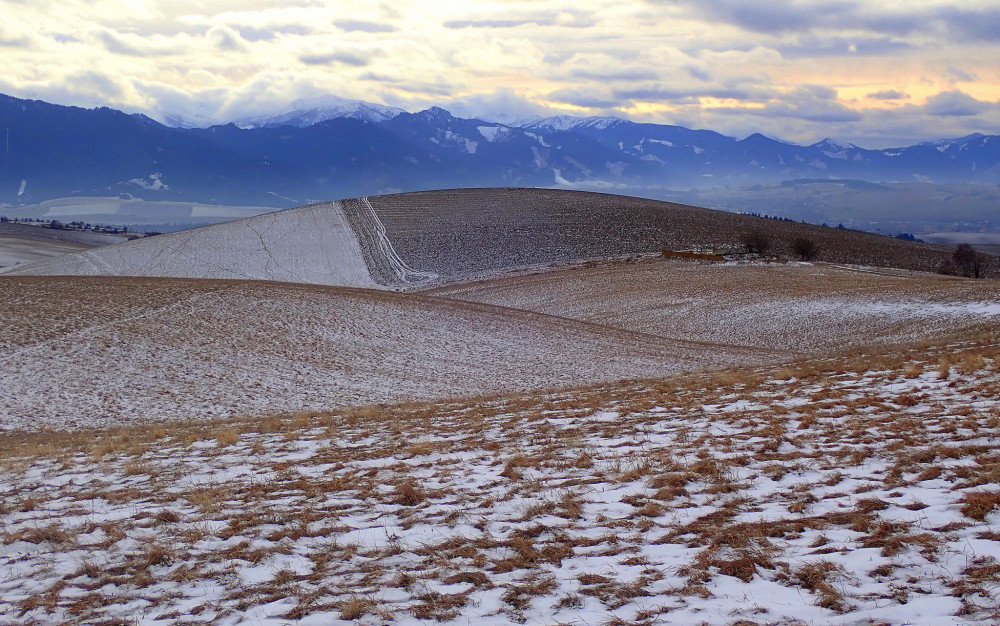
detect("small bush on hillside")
[792,237,818,261]
[742,231,771,255]
[953,243,982,278]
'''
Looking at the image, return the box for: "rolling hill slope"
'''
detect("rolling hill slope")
[0,276,764,430]
[429,259,1000,352]
[5,189,994,285]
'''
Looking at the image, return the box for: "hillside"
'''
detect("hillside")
[3,261,998,430]
[0,276,763,430]
[6,189,994,284]
[365,189,993,280]
[0,222,125,269]
[428,258,1000,353]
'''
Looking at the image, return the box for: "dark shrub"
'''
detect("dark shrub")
[792,237,818,261]
[742,231,770,255]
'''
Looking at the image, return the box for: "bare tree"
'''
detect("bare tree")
[792,237,818,261]
[953,243,981,278]
[742,231,770,255]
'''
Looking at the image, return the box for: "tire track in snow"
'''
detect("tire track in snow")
[359,196,438,286]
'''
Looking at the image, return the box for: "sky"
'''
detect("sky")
[1,0,999,147]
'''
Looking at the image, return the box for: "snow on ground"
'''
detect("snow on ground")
[0,236,91,270]
[2,335,999,624]
[3,202,378,288]
[428,259,1000,353]
[0,276,763,431]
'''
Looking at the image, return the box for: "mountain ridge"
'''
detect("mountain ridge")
[1,93,998,209]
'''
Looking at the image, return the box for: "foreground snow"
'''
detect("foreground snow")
[2,335,999,624]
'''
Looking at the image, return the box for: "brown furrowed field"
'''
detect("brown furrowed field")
[367,188,998,283]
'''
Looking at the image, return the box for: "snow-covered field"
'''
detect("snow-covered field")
[0,276,760,431]
[0,236,91,269]
[3,260,999,431]
[430,259,1000,352]
[2,334,999,624]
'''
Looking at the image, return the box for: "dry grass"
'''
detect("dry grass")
[1,330,999,623]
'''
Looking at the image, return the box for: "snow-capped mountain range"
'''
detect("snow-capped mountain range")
[234,96,405,129]
[1,93,998,208]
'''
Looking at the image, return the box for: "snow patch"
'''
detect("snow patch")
[477,125,509,142]
[445,130,478,154]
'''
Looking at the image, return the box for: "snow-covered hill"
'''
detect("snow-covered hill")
[1,202,380,287]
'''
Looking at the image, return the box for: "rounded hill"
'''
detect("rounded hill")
[4,188,993,285]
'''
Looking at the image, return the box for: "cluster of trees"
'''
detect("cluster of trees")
[48,220,129,234]
[740,212,800,223]
[941,243,984,278]
[740,231,819,261]
[0,216,133,235]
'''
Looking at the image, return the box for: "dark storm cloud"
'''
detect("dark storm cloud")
[299,49,380,67]
[659,1,1000,42]
[776,35,913,59]
[708,84,863,122]
[334,19,397,33]
[867,90,907,100]
[924,90,992,117]
[546,87,621,109]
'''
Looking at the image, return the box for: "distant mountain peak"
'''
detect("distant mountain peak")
[233,96,404,129]
[514,115,625,131]
[421,106,453,118]
[812,138,855,151]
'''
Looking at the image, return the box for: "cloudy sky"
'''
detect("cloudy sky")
[2,0,999,146]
